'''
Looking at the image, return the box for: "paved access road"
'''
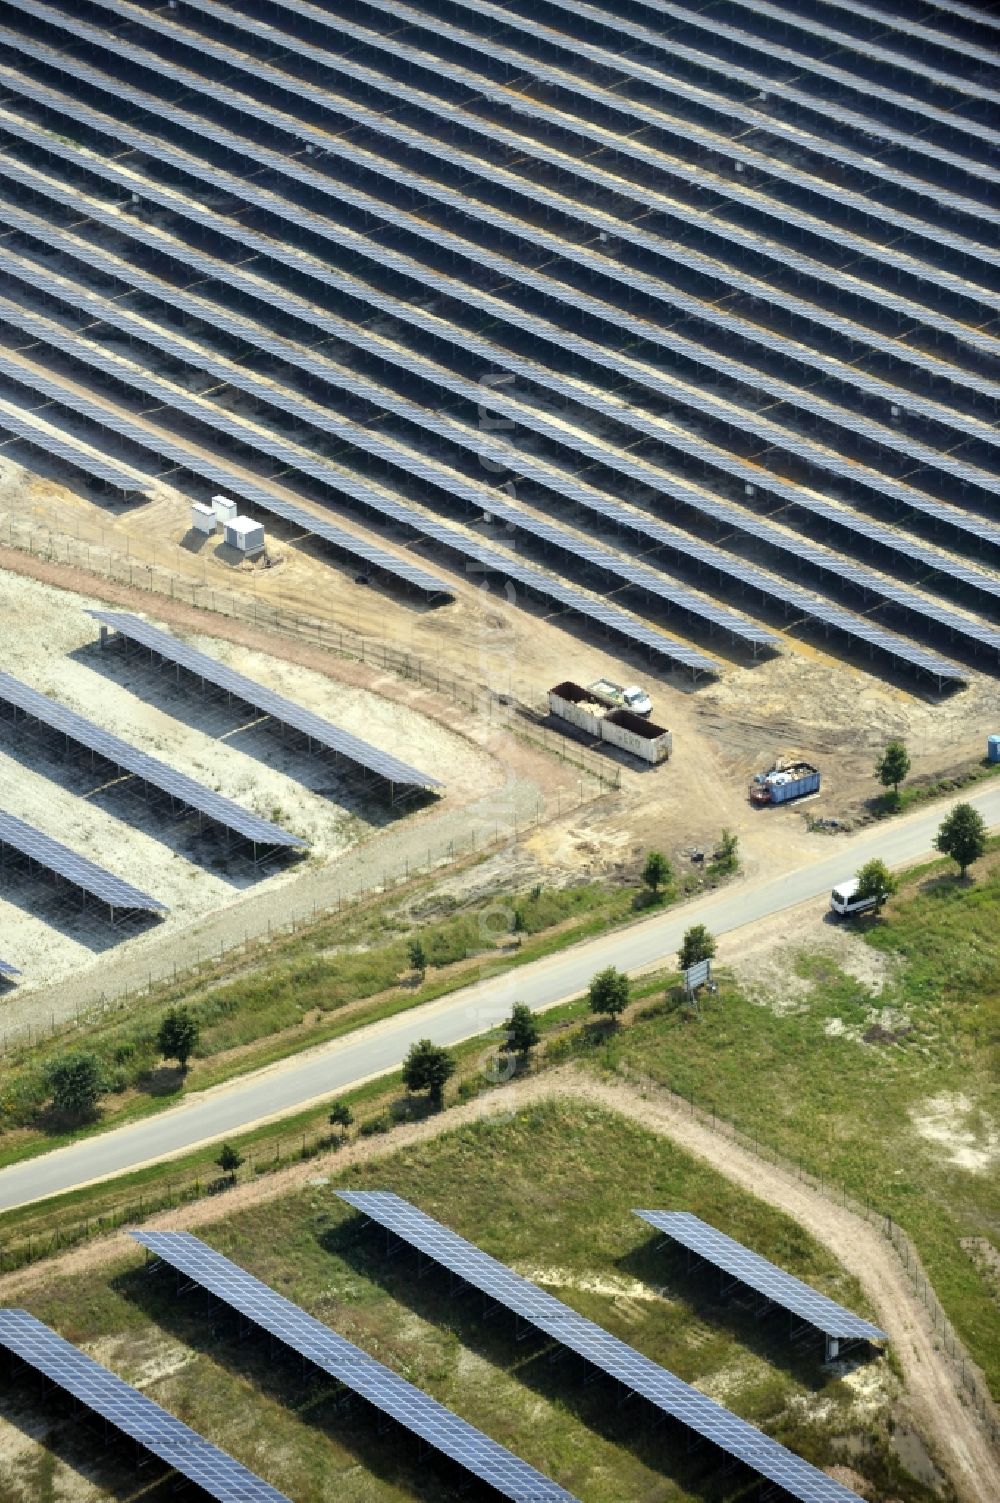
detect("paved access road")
[2,783,998,1212]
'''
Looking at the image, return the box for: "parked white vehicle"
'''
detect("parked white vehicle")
[587,678,652,716]
[829,879,881,917]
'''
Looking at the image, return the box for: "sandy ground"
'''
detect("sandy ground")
[0,1065,992,1502]
[0,568,502,993]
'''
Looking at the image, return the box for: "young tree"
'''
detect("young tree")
[511,907,526,936]
[216,1142,244,1180]
[642,850,671,895]
[716,828,739,872]
[156,1006,200,1073]
[588,965,630,1024]
[402,1037,456,1109]
[407,937,427,980]
[855,857,897,913]
[935,802,987,877]
[328,1101,354,1133]
[46,1052,105,1119]
[875,740,911,800]
[503,1001,540,1061]
[678,924,717,971]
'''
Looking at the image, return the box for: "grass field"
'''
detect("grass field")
[0,1101,933,1503]
[592,856,1000,1397]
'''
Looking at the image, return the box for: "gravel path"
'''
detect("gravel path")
[2,1067,993,1501]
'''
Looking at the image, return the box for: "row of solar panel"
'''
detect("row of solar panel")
[10,6,1000,403]
[0,253,981,685]
[693,0,1000,99]
[0,312,721,675]
[293,0,1000,246]
[52,0,1000,283]
[3,205,996,628]
[442,0,1000,147]
[2,247,988,680]
[5,177,996,601]
[9,14,997,509]
[0,806,164,915]
[120,3,1000,408]
[226,0,1000,219]
[136,1213,873,1503]
[0,670,304,850]
[90,613,442,789]
[334,1193,870,1503]
[1,10,992,682]
[0,956,22,979]
[636,1211,887,1342]
[0,1259,580,1502]
[3,62,994,566]
[1,298,970,683]
[268,0,1000,191]
[0,276,775,654]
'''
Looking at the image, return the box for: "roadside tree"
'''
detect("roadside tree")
[588,966,630,1024]
[503,1001,540,1063]
[216,1142,244,1181]
[935,802,987,877]
[402,1038,455,1109]
[855,858,896,913]
[678,924,716,971]
[46,1052,105,1119]
[157,1007,200,1073]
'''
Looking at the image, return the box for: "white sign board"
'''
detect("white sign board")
[684,958,712,994]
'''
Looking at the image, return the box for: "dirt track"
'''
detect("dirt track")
[2,1066,993,1502]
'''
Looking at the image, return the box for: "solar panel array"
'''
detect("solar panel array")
[132,1231,580,1503]
[90,612,442,790]
[0,1310,291,1503]
[0,807,165,914]
[336,1192,864,1503]
[3,28,996,518]
[635,1211,888,1343]
[0,0,995,685]
[0,672,304,850]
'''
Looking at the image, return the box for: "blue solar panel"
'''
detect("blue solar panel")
[83,0,998,267]
[9,4,996,353]
[707,0,1000,103]
[0,397,147,492]
[635,1211,888,1343]
[256,0,1000,208]
[0,957,23,978]
[0,228,976,679]
[0,308,719,676]
[0,807,165,914]
[590,0,1000,151]
[13,10,995,493]
[5,57,994,526]
[3,69,996,438]
[319,0,1000,229]
[132,1231,580,1503]
[269,0,1000,194]
[0,672,304,850]
[336,1192,865,1503]
[805,0,1000,66]
[3,215,996,631]
[89,613,442,789]
[0,1310,290,1502]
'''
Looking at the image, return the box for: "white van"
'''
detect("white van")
[829,879,879,918]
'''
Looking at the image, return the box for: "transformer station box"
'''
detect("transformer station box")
[224,516,265,555]
[190,502,216,535]
[211,493,238,524]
